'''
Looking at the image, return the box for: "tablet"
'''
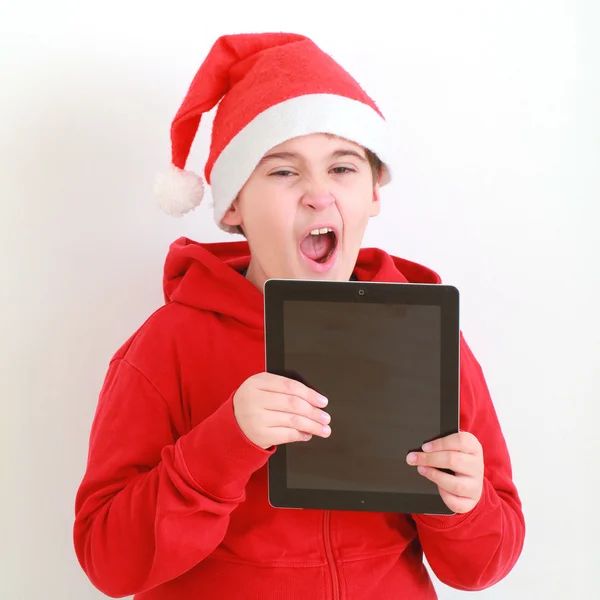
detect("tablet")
[264,279,460,515]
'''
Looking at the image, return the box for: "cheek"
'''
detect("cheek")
[242,194,292,252]
[342,192,376,234]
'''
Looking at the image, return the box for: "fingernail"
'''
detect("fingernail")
[418,466,427,475]
[322,425,331,436]
[407,452,417,465]
[318,395,328,407]
[321,412,331,424]
[422,442,433,452]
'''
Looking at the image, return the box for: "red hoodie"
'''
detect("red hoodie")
[73,238,525,599]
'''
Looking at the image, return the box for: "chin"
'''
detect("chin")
[297,259,352,282]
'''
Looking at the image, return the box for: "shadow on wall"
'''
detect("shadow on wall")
[6,53,191,369]
[10,54,186,242]
[2,54,209,598]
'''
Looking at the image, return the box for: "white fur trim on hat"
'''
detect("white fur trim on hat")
[210,93,391,232]
[154,164,205,217]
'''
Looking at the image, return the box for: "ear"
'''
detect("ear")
[369,182,381,217]
[221,197,243,228]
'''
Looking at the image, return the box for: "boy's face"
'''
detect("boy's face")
[222,133,381,288]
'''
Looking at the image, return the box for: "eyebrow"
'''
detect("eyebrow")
[258,148,367,165]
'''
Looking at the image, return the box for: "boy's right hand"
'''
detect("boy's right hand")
[233,373,331,449]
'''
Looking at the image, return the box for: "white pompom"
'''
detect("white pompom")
[154,164,205,217]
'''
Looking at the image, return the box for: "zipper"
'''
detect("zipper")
[323,511,341,600]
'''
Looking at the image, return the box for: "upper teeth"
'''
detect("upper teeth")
[310,227,333,235]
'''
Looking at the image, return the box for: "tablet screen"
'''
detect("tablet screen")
[282,300,441,495]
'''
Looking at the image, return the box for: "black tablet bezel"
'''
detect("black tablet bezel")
[264,279,460,515]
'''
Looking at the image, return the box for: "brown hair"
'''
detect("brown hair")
[365,148,384,184]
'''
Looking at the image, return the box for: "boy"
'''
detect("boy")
[73,32,525,599]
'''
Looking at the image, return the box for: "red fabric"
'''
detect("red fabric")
[73,238,525,599]
[169,33,384,180]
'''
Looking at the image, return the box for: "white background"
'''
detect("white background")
[1,1,599,598]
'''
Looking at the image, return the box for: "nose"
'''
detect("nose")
[301,188,335,211]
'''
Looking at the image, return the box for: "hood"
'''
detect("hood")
[163,237,441,329]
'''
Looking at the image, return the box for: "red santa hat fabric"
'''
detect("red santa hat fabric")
[154,32,392,231]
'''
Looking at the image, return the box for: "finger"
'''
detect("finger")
[264,393,331,427]
[407,451,482,477]
[438,490,479,515]
[268,411,332,439]
[258,373,329,408]
[416,466,479,499]
[268,428,314,446]
[421,431,482,456]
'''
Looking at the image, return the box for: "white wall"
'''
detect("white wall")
[2,1,599,598]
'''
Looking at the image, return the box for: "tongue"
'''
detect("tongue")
[300,233,332,262]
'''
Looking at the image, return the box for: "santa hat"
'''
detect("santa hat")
[154,32,392,232]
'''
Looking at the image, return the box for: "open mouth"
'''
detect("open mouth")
[299,227,338,264]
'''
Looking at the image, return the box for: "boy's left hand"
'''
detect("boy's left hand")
[406,432,484,514]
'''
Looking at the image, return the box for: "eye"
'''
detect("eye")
[270,169,297,178]
[331,166,356,175]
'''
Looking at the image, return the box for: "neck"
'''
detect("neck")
[245,259,268,292]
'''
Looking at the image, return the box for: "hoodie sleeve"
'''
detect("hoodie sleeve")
[412,335,525,591]
[73,358,272,598]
